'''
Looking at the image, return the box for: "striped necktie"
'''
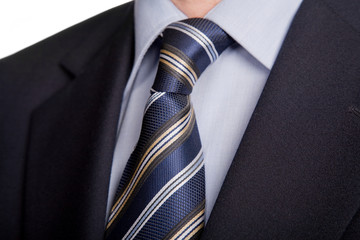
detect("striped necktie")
[106,18,234,240]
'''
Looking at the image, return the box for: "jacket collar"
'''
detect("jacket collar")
[59,4,135,78]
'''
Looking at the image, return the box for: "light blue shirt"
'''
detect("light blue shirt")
[107,0,303,222]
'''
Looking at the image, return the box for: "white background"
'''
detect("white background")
[0,0,131,59]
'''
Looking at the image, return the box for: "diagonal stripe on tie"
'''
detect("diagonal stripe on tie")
[105,18,234,240]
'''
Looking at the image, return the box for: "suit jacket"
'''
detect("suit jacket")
[0,0,360,239]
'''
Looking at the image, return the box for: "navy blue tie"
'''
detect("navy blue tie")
[105,18,234,240]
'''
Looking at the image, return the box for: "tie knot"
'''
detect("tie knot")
[152,18,234,95]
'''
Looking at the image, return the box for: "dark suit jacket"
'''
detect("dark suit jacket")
[1,0,360,239]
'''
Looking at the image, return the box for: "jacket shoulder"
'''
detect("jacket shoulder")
[0,1,134,109]
[0,2,134,74]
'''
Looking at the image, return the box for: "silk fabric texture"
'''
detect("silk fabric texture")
[106,18,234,239]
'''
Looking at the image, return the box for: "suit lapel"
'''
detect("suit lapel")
[23,4,135,240]
[203,0,360,239]
[21,1,360,239]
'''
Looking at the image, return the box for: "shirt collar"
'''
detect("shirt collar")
[134,0,185,68]
[135,0,303,70]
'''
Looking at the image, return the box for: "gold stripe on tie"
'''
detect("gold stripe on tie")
[170,209,205,240]
[159,58,195,88]
[161,49,198,82]
[106,107,195,229]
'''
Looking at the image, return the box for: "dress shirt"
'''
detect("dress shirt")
[107,0,303,222]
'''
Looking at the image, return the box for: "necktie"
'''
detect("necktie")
[106,18,234,240]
